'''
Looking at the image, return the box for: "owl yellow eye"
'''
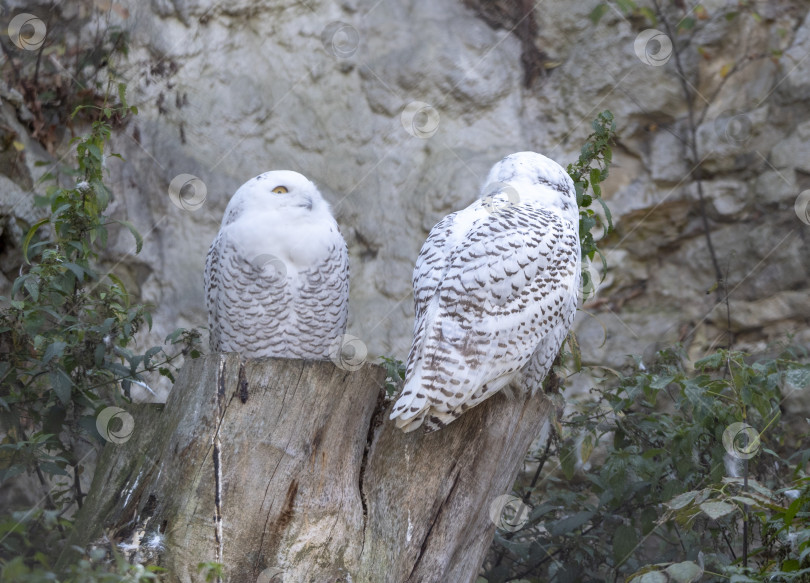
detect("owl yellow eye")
[272,186,288,194]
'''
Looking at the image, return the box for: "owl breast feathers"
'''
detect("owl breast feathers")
[390,152,581,432]
[205,170,349,359]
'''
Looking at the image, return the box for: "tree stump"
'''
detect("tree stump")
[61,354,554,582]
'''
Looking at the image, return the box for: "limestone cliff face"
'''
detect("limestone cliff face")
[1,0,808,400]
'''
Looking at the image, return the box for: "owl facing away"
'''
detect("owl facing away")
[205,171,349,359]
[390,152,581,432]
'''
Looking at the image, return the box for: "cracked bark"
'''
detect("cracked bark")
[60,355,553,582]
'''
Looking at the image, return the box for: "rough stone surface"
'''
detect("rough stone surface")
[1,0,809,405]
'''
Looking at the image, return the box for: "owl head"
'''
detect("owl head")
[481,151,577,221]
[222,170,333,226]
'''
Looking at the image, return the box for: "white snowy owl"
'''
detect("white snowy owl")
[205,170,349,359]
[390,152,581,432]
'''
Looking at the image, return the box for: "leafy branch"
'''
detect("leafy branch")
[0,84,199,576]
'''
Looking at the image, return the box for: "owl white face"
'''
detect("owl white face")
[222,170,329,225]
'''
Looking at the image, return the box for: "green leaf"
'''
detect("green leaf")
[550,511,594,536]
[588,3,608,24]
[640,506,658,535]
[596,197,613,232]
[42,341,66,364]
[117,82,128,110]
[114,219,144,253]
[62,262,86,281]
[94,342,106,367]
[667,490,698,510]
[612,524,638,563]
[560,442,577,480]
[22,218,50,264]
[87,143,103,163]
[49,369,73,406]
[23,277,39,301]
[782,559,800,572]
[699,500,735,520]
[678,17,696,31]
[782,495,803,525]
[663,560,703,582]
[615,0,636,13]
[159,367,175,383]
[39,461,68,476]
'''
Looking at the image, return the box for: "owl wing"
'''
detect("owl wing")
[293,228,350,358]
[205,231,292,357]
[405,212,459,381]
[392,202,579,432]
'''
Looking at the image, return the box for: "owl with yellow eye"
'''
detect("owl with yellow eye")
[204,170,349,359]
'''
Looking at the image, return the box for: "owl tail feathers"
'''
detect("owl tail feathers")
[389,382,429,432]
[389,380,462,433]
[391,407,460,433]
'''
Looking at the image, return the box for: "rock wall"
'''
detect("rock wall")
[2,0,809,400]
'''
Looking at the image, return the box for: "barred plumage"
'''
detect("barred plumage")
[205,171,349,359]
[391,152,580,432]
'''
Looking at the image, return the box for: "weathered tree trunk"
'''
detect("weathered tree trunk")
[62,354,553,582]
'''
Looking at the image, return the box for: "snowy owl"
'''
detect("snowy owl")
[390,152,581,432]
[205,171,349,359]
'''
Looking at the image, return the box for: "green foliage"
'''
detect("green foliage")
[481,347,810,582]
[380,356,406,398]
[197,562,225,582]
[0,536,163,582]
[1,4,132,152]
[0,88,200,575]
[567,109,616,268]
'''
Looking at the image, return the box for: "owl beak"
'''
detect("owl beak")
[297,196,313,211]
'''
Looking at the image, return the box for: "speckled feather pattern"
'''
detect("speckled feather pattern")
[390,152,581,432]
[205,171,349,359]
